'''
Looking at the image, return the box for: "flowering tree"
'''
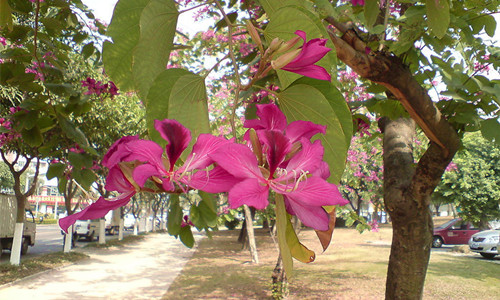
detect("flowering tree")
[4,0,500,298]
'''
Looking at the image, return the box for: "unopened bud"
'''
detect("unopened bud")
[271,49,301,70]
[248,128,263,165]
[275,36,301,55]
[268,38,283,53]
[246,21,262,50]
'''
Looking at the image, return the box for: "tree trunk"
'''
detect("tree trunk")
[243,205,259,264]
[380,118,429,299]
[271,254,288,299]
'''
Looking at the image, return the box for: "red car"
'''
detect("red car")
[432,218,480,248]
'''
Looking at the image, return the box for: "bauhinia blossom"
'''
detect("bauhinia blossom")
[211,105,347,230]
[274,30,332,81]
[59,119,236,232]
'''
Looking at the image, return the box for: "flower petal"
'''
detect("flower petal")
[283,176,348,207]
[154,119,191,168]
[179,134,231,172]
[284,196,330,231]
[243,103,287,132]
[187,166,240,193]
[285,120,326,144]
[289,38,331,67]
[132,164,163,187]
[209,143,263,179]
[282,64,331,81]
[228,178,269,210]
[102,135,140,168]
[105,166,135,193]
[285,139,324,176]
[58,192,135,233]
[257,130,291,177]
[122,139,165,169]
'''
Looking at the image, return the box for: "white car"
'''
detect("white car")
[468,229,499,259]
[74,219,99,241]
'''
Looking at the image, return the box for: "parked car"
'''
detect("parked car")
[468,229,499,259]
[74,219,99,241]
[432,218,480,248]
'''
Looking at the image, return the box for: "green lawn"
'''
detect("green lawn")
[163,226,499,299]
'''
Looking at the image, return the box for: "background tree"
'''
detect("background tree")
[436,132,500,229]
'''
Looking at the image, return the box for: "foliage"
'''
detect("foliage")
[435,132,500,227]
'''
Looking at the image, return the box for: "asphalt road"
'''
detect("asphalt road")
[0,224,133,263]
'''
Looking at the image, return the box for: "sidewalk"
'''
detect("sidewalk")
[0,232,202,299]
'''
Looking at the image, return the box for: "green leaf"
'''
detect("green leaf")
[286,216,315,263]
[481,119,500,144]
[167,194,183,236]
[0,0,13,30]
[264,5,336,89]
[426,0,449,39]
[103,0,150,91]
[73,168,96,191]
[364,0,380,30]
[179,225,194,248]
[47,163,66,180]
[291,77,352,146]
[56,113,89,147]
[275,194,293,278]
[81,42,94,59]
[259,0,303,17]
[133,0,178,99]
[146,69,210,148]
[278,84,348,184]
[21,126,43,147]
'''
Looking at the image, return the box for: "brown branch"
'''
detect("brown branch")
[325,16,460,160]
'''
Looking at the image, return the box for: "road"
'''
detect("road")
[0,224,133,263]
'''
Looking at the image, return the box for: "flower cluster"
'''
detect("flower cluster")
[209,104,348,230]
[59,105,347,233]
[0,107,23,147]
[59,119,236,232]
[81,77,119,99]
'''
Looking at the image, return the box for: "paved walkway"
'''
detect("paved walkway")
[0,233,202,299]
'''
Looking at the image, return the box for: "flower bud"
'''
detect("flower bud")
[275,36,301,55]
[271,49,301,70]
[248,128,263,165]
[246,21,262,50]
[267,38,283,53]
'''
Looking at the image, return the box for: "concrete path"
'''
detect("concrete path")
[0,232,202,299]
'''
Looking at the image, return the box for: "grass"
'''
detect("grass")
[162,226,499,300]
[0,251,89,286]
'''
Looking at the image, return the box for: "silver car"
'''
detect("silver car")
[468,229,499,259]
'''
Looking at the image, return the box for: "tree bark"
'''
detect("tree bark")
[326,17,460,299]
[243,204,259,264]
[271,254,288,299]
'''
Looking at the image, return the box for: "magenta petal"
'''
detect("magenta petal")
[312,161,331,180]
[58,192,135,233]
[179,134,231,172]
[283,177,348,207]
[122,140,165,168]
[257,130,291,176]
[102,135,140,168]
[285,139,324,176]
[228,178,269,210]
[133,164,163,187]
[285,120,326,144]
[284,197,330,230]
[105,166,135,193]
[154,119,191,168]
[282,64,331,81]
[187,166,241,193]
[209,143,263,179]
[289,38,331,67]
[243,104,288,131]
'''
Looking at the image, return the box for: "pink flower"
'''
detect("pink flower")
[280,30,332,81]
[0,37,6,46]
[244,103,326,145]
[59,167,136,233]
[350,0,365,6]
[211,130,347,230]
[103,119,237,193]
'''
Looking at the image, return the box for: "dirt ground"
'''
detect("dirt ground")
[0,232,201,300]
